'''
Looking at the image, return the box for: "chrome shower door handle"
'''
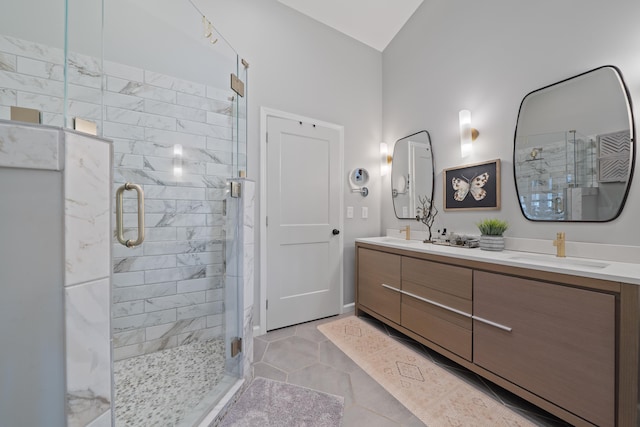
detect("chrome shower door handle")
[116,182,145,247]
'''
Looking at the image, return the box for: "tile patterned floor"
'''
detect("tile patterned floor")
[252,312,572,427]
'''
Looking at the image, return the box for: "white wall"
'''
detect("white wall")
[199,1,383,312]
[382,0,640,245]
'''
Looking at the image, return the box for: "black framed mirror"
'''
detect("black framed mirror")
[391,130,435,219]
[514,66,635,221]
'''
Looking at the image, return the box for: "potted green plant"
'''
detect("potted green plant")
[476,218,508,251]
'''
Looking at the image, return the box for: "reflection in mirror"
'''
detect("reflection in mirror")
[514,66,635,222]
[391,130,434,219]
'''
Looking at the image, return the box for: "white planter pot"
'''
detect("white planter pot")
[480,235,505,251]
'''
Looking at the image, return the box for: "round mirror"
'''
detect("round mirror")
[514,66,635,221]
[391,130,434,219]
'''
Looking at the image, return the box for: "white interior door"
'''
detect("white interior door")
[265,115,342,331]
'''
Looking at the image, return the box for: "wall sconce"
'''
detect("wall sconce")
[380,142,392,176]
[459,110,479,157]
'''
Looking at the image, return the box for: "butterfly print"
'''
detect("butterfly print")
[452,172,489,202]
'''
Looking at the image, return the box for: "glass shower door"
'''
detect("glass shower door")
[104,1,245,425]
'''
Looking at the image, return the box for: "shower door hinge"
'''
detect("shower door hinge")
[231,73,245,97]
[231,181,241,198]
[231,337,242,357]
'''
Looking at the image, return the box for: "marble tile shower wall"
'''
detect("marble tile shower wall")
[515,136,596,218]
[0,34,244,361]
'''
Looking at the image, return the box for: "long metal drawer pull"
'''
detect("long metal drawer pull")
[472,315,513,332]
[381,283,402,293]
[401,289,473,318]
[116,182,145,248]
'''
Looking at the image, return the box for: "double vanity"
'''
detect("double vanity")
[355,237,640,427]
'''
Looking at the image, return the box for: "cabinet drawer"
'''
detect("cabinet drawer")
[357,248,401,324]
[402,257,472,299]
[474,271,615,427]
[402,296,472,360]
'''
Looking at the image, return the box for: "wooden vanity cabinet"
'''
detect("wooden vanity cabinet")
[401,257,473,360]
[356,247,401,324]
[355,242,639,427]
[474,271,616,427]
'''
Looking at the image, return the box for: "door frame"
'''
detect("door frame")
[259,107,344,336]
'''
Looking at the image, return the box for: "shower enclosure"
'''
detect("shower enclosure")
[0,0,247,425]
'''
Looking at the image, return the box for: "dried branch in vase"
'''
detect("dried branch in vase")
[416,195,438,242]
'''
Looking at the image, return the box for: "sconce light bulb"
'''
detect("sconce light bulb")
[459,110,473,157]
[380,142,390,176]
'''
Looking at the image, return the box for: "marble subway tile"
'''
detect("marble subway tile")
[144,70,206,96]
[177,118,232,140]
[0,123,61,170]
[177,276,222,293]
[142,239,217,256]
[112,308,177,333]
[176,226,224,241]
[103,121,145,140]
[103,91,145,111]
[113,329,145,347]
[66,54,102,89]
[0,105,10,120]
[206,288,224,302]
[114,153,144,169]
[114,167,175,186]
[145,213,207,228]
[121,198,176,214]
[144,127,206,148]
[142,226,178,242]
[145,292,207,313]
[207,136,236,153]
[106,106,176,130]
[144,184,206,200]
[178,325,223,344]
[0,52,17,72]
[113,282,176,303]
[144,98,206,122]
[108,76,176,103]
[145,317,207,341]
[103,60,143,82]
[207,313,224,328]
[143,155,206,175]
[206,263,225,277]
[176,251,224,267]
[206,111,233,127]
[205,188,229,201]
[177,301,223,321]
[177,91,232,114]
[0,69,64,97]
[17,91,63,114]
[112,271,145,287]
[67,99,102,121]
[67,83,102,104]
[113,300,145,318]
[113,254,177,273]
[144,265,207,284]
[17,56,63,80]
[113,336,178,361]
[175,200,222,215]
[0,35,64,64]
[0,87,17,106]
[206,162,233,177]
[65,278,111,427]
[206,85,234,102]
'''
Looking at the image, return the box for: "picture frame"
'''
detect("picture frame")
[443,159,501,211]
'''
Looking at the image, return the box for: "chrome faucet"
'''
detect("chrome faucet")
[399,225,411,240]
[553,232,566,257]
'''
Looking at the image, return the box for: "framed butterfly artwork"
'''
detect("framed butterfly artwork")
[443,159,501,211]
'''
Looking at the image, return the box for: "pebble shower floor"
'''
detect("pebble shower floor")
[114,339,226,426]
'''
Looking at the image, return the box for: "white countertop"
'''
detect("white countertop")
[356,236,640,285]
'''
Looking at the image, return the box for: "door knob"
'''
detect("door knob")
[332,229,340,235]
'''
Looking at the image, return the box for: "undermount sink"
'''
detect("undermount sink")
[508,254,609,269]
